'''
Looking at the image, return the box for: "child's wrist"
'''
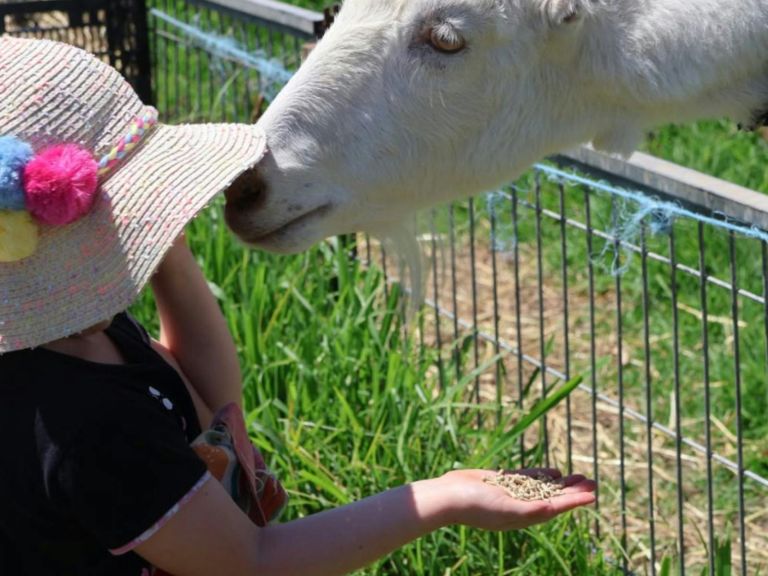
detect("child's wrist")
[409,477,460,530]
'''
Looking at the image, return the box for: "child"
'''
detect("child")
[0,38,596,576]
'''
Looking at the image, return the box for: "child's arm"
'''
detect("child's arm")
[150,236,243,414]
[135,468,596,576]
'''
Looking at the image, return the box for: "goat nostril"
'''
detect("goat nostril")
[225,168,268,209]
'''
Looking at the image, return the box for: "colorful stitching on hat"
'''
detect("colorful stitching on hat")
[97,107,159,177]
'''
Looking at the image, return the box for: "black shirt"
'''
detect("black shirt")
[0,313,207,575]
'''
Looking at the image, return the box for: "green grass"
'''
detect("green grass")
[286,0,333,8]
[645,120,768,192]
[130,205,615,574]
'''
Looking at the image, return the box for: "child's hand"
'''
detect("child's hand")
[436,468,596,531]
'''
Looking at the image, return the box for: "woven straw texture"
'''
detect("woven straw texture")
[0,37,266,352]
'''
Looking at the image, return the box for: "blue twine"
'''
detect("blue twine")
[532,163,768,275]
[534,163,768,244]
[485,190,518,252]
[150,9,294,101]
[481,163,768,275]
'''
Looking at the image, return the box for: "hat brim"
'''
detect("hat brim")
[0,123,266,353]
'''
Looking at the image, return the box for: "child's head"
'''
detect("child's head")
[0,37,266,353]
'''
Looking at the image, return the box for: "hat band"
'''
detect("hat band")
[97,107,159,177]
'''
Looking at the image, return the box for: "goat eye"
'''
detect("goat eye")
[428,24,466,54]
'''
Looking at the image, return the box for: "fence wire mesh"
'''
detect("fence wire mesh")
[0,0,152,102]
[147,0,318,124]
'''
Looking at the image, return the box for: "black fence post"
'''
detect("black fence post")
[0,0,152,104]
[131,0,153,105]
[105,0,153,104]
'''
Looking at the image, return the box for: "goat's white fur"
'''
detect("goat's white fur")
[227,0,768,253]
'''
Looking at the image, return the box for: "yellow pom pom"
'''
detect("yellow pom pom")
[0,211,39,263]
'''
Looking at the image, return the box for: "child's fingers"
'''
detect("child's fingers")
[517,491,597,525]
[561,477,597,494]
[506,467,563,479]
[562,474,587,487]
[548,491,598,512]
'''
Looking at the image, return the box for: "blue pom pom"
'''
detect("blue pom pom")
[0,136,34,211]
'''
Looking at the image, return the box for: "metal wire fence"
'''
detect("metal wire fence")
[0,0,152,102]
[387,155,768,575]
[145,1,768,573]
[147,0,321,124]
[7,0,767,572]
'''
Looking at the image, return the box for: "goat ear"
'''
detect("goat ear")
[539,0,588,28]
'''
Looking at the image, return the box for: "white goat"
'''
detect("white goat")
[224,0,768,253]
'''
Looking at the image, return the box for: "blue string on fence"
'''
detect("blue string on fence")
[485,163,768,275]
[150,9,294,101]
[534,163,768,274]
[536,163,768,243]
[485,190,518,253]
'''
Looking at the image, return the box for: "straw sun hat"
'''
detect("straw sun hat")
[0,37,266,353]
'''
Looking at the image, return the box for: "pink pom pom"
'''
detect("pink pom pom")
[24,145,99,226]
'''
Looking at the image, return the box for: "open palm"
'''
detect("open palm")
[441,468,597,531]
